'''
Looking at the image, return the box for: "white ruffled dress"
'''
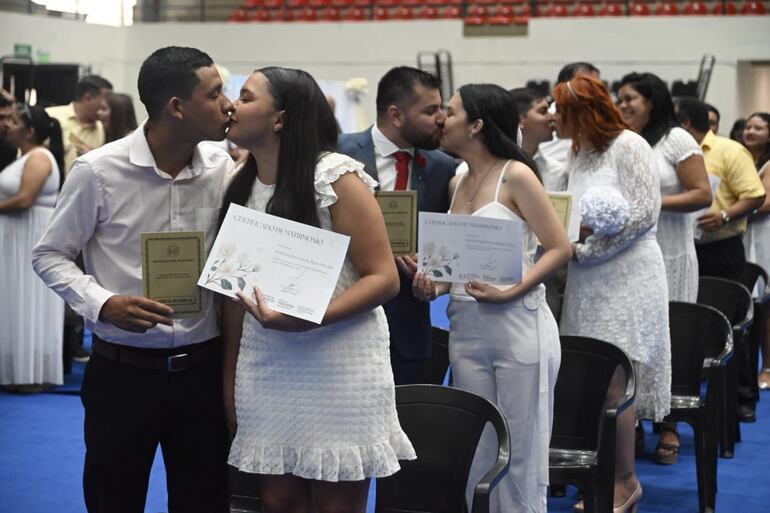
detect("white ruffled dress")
[228,152,416,481]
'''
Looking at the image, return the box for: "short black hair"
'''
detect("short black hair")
[75,75,113,100]
[705,103,721,123]
[509,87,544,119]
[376,66,441,117]
[676,98,711,133]
[557,62,600,84]
[137,46,214,121]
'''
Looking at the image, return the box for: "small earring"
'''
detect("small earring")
[468,132,474,139]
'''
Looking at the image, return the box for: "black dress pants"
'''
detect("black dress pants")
[81,341,229,513]
[696,235,756,409]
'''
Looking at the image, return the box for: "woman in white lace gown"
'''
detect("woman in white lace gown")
[0,104,65,390]
[220,68,414,513]
[555,76,671,511]
[413,84,571,513]
[618,72,712,464]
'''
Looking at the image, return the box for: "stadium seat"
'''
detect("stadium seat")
[419,5,441,17]
[373,5,390,18]
[346,6,367,18]
[741,0,766,13]
[377,0,400,6]
[243,0,262,7]
[546,3,569,15]
[252,8,272,20]
[599,3,624,14]
[573,3,596,15]
[331,0,354,6]
[444,5,463,17]
[655,1,680,14]
[260,0,283,8]
[464,5,488,23]
[229,8,249,21]
[394,5,415,17]
[296,6,317,19]
[630,2,651,14]
[322,6,341,19]
[354,0,372,6]
[488,4,515,23]
[713,0,738,13]
[684,0,708,14]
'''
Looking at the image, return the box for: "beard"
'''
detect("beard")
[401,121,442,151]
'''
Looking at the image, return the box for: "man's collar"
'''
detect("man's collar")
[129,120,215,179]
[371,123,414,158]
[701,130,716,150]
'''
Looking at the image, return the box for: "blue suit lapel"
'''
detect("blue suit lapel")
[355,132,379,185]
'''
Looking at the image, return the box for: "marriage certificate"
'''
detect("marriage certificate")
[418,212,523,284]
[198,203,350,324]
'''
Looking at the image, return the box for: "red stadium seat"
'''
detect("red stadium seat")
[345,6,367,18]
[403,0,425,5]
[295,6,318,19]
[546,3,569,15]
[308,0,330,7]
[252,8,272,20]
[741,0,766,13]
[464,5,488,23]
[322,6,341,18]
[243,0,262,7]
[655,1,679,13]
[599,3,624,14]
[394,5,415,17]
[353,0,371,5]
[229,8,249,21]
[331,0,354,6]
[288,0,306,7]
[377,0,400,5]
[684,0,708,14]
[373,6,390,18]
[260,0,283,7]
[573,3,596,15]
[443,5,463,17]
[713,1,737,13]
[419,5,441,17]
[488,4,515,23]
[630,2,651,14]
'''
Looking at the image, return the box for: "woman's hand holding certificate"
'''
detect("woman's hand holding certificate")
[198,204,350,324]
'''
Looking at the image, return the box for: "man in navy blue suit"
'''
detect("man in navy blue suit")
[339,66,456,384]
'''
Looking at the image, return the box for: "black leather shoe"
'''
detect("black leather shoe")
[738,404,756,423]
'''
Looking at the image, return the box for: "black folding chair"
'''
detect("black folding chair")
[738,262,770,405]
[697,277,753,458]
[664,302,733,513]
[376,384,510,513]
[549,336,636,513]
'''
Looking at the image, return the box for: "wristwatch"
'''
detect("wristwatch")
[720,210,731,224]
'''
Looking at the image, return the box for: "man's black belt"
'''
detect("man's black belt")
[92,335,217,372]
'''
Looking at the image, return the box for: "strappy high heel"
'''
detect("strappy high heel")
[613,481,642,513]
[759,368,770,391]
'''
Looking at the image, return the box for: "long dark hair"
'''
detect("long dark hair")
[221,67,339,228]
[458,83,540,181]
[619,72,679,147]
[20,104,65,188]
[105,93,138,142]
[746,112,770,171]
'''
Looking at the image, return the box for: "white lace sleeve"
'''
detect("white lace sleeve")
[576,132,661,264]
[659,127,703,165]
[314,152,378,209]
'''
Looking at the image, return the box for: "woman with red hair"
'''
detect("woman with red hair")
[553,76,671,513]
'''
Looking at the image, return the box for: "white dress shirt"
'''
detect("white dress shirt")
[32,123,235,349]
[537,136,571,192]
[371,124,414,191]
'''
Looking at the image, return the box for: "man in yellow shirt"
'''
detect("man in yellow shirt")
[46,75,112,174]
[678,97,765,424]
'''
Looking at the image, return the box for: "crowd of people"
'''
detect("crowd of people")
[0,46,769,513]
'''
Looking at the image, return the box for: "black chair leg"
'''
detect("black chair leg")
[692,416,710,513]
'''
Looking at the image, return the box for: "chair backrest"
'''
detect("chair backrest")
[697,277,753,331]
[738,262,769,301]
[551,336,635,452]
[669,302,733,397]
[376,384,510,513]
[427,326,451,385]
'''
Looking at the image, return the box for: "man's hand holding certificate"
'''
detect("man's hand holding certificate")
[417,212,523,284]
[198,204,350,324]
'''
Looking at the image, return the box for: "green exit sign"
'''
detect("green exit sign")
[14,44,32,59]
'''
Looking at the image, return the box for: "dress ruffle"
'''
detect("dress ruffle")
[314,152,378,209]
[228,429,416,482]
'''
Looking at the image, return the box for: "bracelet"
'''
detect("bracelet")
[720,210,731,224]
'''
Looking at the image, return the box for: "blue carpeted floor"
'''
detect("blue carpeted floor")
[1,305,768,512]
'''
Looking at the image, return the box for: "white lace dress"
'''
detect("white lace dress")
[228,152,416,481]
[560,130,672,421]
[654,127,703,302]
[0,148,64,386]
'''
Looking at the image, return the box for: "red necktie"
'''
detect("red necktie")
[393,151,411,191]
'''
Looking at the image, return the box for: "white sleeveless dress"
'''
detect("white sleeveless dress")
[446,162,560,513]
[560,130,671,421]
[0,148,64,385]
[228,152,416,482]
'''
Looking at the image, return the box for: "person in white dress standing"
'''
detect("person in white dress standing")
[555,75,671,512]
[742,113,770,391]
[221,67,415,513]
[618,72,712,464]
[0,104,65,391]
[412,84,571,513]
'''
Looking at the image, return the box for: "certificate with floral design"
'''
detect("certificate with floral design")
[198,203,350,324]
[418,212,523,284]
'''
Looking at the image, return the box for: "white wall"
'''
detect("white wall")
[2,12,769,128]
